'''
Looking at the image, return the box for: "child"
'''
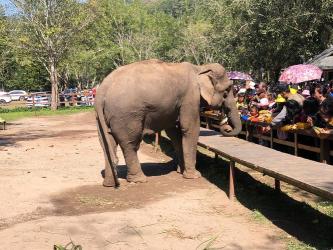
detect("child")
[248,106,259,122]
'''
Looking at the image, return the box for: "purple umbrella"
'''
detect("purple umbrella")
[279,64,323,84]
[227,71,253,81]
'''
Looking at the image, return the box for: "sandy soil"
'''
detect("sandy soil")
[0,112,286,249]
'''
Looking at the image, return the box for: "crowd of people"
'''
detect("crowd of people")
[224,80,333,137]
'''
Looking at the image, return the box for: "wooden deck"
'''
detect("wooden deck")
[198,128,333,201]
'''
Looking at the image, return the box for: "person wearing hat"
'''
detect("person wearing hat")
[236,88,247,112]
[301,89,310,98]
[268,84,304,128]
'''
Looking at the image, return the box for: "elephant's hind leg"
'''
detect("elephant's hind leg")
[113,120,147,183]
[121,143,147,183]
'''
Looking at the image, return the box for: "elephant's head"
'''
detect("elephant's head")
[197,63,242,137]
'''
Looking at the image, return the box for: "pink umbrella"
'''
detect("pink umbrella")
[279,64,323,84]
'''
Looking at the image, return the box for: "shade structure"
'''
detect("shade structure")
[227,71,253,81]
[279,64,323,84]
[311,56,333,70]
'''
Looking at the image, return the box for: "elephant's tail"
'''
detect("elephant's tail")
[95,91,120,187]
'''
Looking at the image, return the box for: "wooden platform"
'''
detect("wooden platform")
[198,128,333,201]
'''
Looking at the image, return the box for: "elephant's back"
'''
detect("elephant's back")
[105,61,191,106]
[102,60,194,128]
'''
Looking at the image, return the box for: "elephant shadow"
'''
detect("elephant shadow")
[101,160,176,179]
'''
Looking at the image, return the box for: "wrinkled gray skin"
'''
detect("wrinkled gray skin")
[95,59,241,187]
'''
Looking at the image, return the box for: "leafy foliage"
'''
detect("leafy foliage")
[0,0,332,92]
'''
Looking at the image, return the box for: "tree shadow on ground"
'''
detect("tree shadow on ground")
[0,129,96,147]
[150,134,333,249]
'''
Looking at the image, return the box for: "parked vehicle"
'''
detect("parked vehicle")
[8,90,28,101]
[0,92,12,104]
[26,93,51,107]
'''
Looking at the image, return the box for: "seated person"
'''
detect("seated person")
[236,88,247,112]
[271,94,286,117]
[308,96,333,129]
[295,97,319,123]
[270,85,304,127]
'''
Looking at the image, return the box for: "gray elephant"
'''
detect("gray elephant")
[95,59,241,187]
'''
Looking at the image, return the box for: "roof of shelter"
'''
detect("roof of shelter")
[308,46,333,70]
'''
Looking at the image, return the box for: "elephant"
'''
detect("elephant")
[95,59,242,187]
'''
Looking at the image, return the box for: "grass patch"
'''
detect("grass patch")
[314,201,333,217]
[0,106,93,121]
[77,196,113,206]
[252,209,268,223]
[54,240,82,250]
[287,240,315,250]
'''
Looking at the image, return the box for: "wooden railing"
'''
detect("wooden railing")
[200,112,333,165]
[26,93,95,107]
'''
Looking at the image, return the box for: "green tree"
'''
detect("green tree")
[10,0,95,109]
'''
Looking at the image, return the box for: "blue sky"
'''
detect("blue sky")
[0,0,17,15]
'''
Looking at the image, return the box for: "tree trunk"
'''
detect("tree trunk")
[50,62,58,110]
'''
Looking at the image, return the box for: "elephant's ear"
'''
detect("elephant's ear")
[198,74,214,105]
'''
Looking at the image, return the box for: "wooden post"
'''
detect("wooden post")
[270,128,274,148]
[294,132,298,156]
[206,117,211,129]
[320,138,330,164]
[245,122,249,141]
[229,161,236,201]
[275,179,281,193]
[154,132,161,152]
[214,153,218,163]
[32,95,35,108]
[1,121,5,130]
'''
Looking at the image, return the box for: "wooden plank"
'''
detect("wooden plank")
[198,128,333,201]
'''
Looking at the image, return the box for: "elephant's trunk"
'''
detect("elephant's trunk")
[220,94,242,137]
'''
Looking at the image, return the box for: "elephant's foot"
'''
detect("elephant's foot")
[103,177,116,187]
[127,172,147,183]
[183,169,201,179]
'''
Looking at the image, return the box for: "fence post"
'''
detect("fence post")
[32,95,35,108]
[245,122,249,141]
[294,132,298,156]
[206,117,211,129]
[320,138,330,164]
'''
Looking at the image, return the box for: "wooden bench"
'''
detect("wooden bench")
[198,128,333,201]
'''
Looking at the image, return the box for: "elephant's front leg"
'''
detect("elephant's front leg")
[165,126,184,173]
[179,110,201,179]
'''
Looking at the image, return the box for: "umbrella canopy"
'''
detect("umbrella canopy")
[227,71,253,81]
[279,64,323,84]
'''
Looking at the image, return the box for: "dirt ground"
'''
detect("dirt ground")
[0,111,288,249]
